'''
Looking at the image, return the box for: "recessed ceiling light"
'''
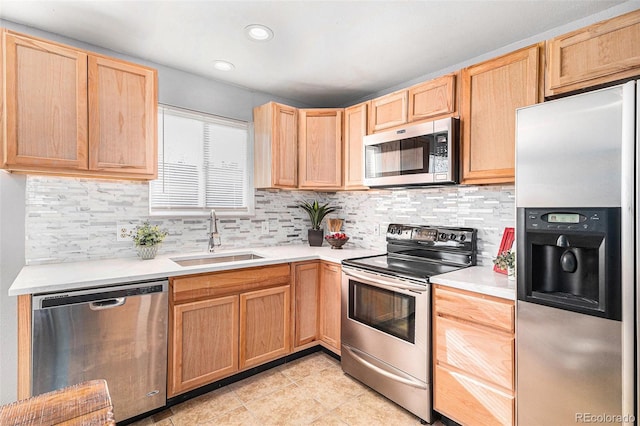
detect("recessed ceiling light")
[245,24,274,41]
[213,60,235,71]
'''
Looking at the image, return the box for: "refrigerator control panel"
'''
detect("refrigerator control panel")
[525,208,611,233]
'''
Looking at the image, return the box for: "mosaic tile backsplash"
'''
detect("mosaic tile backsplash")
[24,176,514,265]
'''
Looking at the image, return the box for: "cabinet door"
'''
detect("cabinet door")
[298,109,343,189]
[293,262,319,348]
[408,74,456,122]
[343,103,368,190]
[318,262,341,353]
[253,102,298,189]
[368,90,407,132]
[272,103,298,187]
[546,9,640,97]
[4,32,88,170]
[169,295,239,397]
[461,44,541,185]
[88,55,157,177]
[239,285,291,369]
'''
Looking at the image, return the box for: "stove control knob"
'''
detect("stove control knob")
[439,233,447,240]
[449,234,457,240]
[459,234,466,242]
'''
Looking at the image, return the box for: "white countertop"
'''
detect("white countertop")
[8,245,382,296]
[10,245,515,300]
[430,265,516,300]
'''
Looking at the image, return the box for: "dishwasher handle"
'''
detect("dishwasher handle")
[90,297,126,310]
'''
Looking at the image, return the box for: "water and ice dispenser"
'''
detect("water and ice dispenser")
[517,207,621,321]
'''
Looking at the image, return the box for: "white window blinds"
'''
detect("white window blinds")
[150,105,253,216]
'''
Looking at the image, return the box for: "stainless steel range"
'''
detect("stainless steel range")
[341,224,477,424]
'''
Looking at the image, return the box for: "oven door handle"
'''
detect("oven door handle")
[343,268,426,293]
[343,345,427,390]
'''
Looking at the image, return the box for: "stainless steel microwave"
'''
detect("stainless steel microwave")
[363,117,459,187]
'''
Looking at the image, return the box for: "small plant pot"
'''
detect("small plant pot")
[508,266,516,281]
[308,229,324,247]
[137,244,159,260]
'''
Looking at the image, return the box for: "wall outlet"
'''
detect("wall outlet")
[261,221,270,234]
[117,223,137,242]
[374,223,380,236]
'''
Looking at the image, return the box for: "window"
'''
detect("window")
[150,105,253,216]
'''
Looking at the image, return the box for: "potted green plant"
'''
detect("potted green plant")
[297,200,337,246]
[493,250,516,280]
[131,221,168,260]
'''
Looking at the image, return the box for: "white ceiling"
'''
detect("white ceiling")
[0,1,633,106]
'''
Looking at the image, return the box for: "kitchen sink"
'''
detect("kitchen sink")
[170,253,263,267]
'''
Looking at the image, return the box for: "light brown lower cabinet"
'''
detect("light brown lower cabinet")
[318,262,341,353]
[293,261,320,348]
[168,261,342,397]
[169,295,239,396]
[239,285,291,369]
[433,285,515,426]
[168,264,291,397]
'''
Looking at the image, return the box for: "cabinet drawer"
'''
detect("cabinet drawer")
[434,286,514,332]
[435,315,514,390]
[172,264,291,303]
[435,364,514,426]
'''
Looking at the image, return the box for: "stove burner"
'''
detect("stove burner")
[343,224,477,281]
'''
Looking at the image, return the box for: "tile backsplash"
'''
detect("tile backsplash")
[25,176,514,265]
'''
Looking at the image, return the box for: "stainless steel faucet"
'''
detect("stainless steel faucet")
[208,209,221,252]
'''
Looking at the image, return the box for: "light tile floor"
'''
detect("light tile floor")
[131,352,444,425]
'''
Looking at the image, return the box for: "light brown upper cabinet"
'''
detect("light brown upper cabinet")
[253,102,298,189]
[546,9,640,97]
[88,55,157,176]
[298,108,343,190]
[1,30,158,180]
[368,90,408,133]
[343,102,368,190]
[408,73,457,122]
[461,44,542,185]
[3,31,89,171]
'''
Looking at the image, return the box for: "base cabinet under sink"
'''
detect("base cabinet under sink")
[168,264,291,397]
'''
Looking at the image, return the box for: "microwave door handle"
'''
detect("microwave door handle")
[343,268,426,293]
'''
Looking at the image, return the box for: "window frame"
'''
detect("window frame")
[149,104,255,218]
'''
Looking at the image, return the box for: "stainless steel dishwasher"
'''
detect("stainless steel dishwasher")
[32,279,168,422]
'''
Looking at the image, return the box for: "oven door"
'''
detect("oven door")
[341,266,430,383]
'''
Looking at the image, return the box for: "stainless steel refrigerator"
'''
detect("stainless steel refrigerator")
[515,81,636,425]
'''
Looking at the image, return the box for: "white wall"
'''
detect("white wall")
[0,172,26,404]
